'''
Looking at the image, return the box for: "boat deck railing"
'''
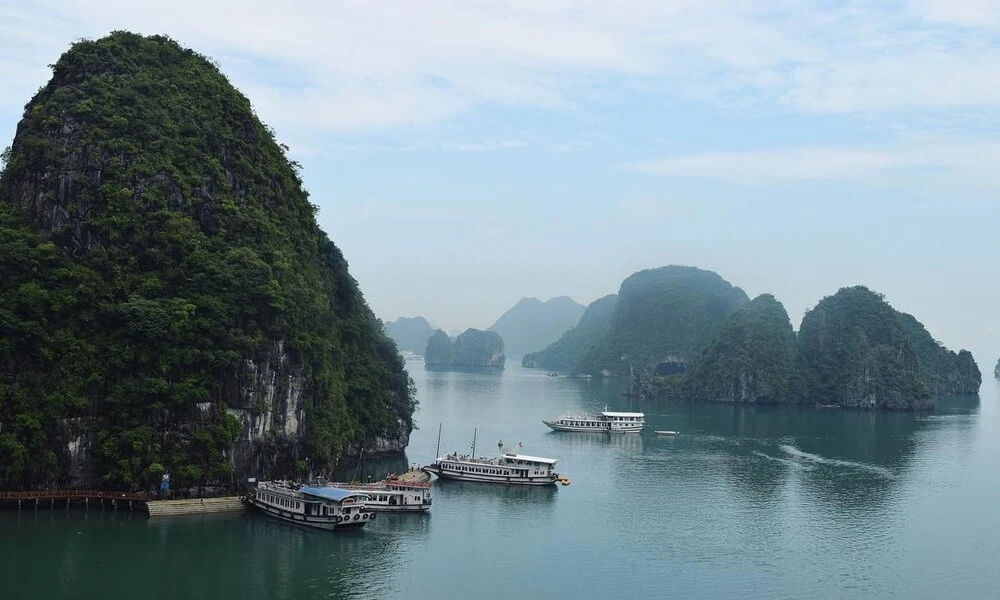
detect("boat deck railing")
[441,454,506,466]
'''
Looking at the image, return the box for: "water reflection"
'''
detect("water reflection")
[423,364,505,377]
[546,431,644,454]
[638,394,981,513]
[434,479,558,506]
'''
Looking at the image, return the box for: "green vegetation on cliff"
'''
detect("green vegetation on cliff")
[487,296,585,355]
[522,294,617,371]
[895,312,981,394]
[798,287,930,409]
[581,266,748,376]
[684,294,804,404]
[0,32,415,490]
[636,284,979,410]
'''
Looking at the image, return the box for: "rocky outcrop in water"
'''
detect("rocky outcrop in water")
[0,32,414,491]
[798,287,932,409]
[424,330,456,365]
[684,294,804,404]
[424,328,505,368]
[994,358,999,379]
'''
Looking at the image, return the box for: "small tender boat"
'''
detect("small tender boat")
[543,407,645,433]
[655,430,679,436]
[243,480,376,530]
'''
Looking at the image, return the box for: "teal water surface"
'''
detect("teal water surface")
[3,361,999,599]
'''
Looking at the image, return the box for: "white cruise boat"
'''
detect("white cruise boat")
[542,408,645,433]
[423,436,567,486]
[243,480,376,530]
[325,470,433,512]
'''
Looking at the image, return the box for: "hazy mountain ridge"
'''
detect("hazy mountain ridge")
[383,316,437,354]
[522,294,618,371]
[487,296,585,355]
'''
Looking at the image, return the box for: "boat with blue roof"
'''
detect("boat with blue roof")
[243,480,376,530]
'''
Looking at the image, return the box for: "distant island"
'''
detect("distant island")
[425,328,505,368]
[995,358,1000,379]
[645,282,980,410]
[383,316,437,354]
[520,264,981,411]
[522,294,618,371]
[487,296,585,355]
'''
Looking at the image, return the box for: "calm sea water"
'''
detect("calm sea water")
[3,360,1000,599]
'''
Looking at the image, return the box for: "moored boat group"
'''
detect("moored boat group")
[245,406,672,531]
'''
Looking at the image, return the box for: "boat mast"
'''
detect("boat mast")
[435,423,442,458]
[471,427,477,457]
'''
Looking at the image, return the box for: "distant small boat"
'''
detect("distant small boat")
[655,430,679,436]
[547,372,559,377]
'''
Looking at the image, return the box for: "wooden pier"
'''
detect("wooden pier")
[0,489,147,512]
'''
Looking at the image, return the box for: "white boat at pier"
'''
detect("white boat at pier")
[543,407,645,433]
[324,470,433,512]
[243,480,376,530]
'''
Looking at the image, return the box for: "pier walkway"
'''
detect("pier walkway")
[0,489,146,511]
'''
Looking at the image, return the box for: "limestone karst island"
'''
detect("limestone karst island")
[0,33,415,493]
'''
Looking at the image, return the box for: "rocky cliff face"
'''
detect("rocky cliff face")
[0,32,414,491]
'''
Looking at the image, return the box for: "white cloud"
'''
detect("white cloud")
[620,140,1000,183]
[2,0,1000,134]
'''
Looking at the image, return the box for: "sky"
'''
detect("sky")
[1,1,998,365]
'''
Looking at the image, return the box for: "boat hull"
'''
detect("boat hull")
[542,420,643,433]
[371,504,430,513]
[423,465,557,486]
[243,497,373,530]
